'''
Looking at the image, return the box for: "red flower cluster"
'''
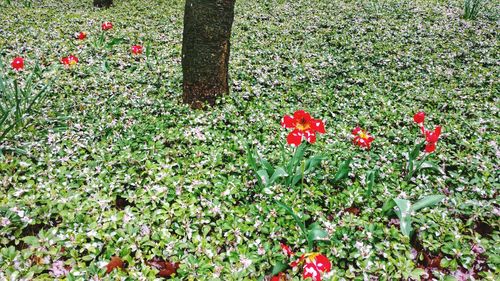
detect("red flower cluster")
[61,55,79,66]
[102,21,113,31]
[131,45,143,55]
[11,57,24,70]
[76,31,87,40]
[413,112,442,153]
[281,110,325,147]
[352,127,374,150]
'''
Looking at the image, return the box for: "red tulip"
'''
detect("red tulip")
[61,55,79,66]
[352,127,374,150]
[76,32,86,40]
[281,110,325,147]
[413,111,425,124]
[131,45,143,55]
[11,57,24,70]
[425,126,441,143]
[102,22,113,31]
[424,126,441,153]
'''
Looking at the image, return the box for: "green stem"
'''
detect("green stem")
[405,153,428,181]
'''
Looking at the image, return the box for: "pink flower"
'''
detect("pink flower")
[281,110,325,147]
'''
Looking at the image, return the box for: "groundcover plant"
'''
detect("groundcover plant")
[0,0,498,280]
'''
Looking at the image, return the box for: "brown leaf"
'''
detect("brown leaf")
[106,256,125,274]
[423,252,442,268]
[146,257,180,278]
[344,205,360,216]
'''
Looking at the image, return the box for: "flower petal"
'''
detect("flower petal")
[304,129,316,144]
[311,119,325,133]
[303,262,321,281]
[413,112,425,124]
[425,142,436,153]
[352,127,361,135]
[314,254,331,272]
[287,129,303,147]
[281,115,295,129]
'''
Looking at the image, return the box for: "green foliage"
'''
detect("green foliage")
[383,195,445,237]
[0,59,52,144]
[276,201,329,251]
[0,0,497,279]
[247,142,325,190]
[463,0,484,19]
[404,142,443,182]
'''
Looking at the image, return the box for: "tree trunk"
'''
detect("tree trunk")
[94,0,112,8]
[182,0,236,109]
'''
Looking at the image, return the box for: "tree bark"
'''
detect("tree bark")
[182,0,236,109]
[94,0,112,8]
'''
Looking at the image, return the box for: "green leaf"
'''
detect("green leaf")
[365,168,378,197]
[269,167,287,184]
[106,37,125,49]
[291,172,303,187]
[257,169,269,187]
[410,268,426,279]
[21,236,39,246]
[419,161,443,174]
[393,199,412,237]
[412,195,445,212]
[270,261,288,275]
[289,142,307,170]
[261,159,275,176]
[409,142,424,161]
[304,155,324,174]
[307,223,329,242]
[246,144,258,171]
[276,201,307,240]
[332,158,351,183]
[382,199,397,216]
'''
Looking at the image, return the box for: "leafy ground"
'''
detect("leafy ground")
[0,0,499,280]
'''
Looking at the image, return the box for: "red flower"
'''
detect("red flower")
[131,45,143,55]
[271,272,286,281]
[424,126,441,153]
[280,243,294,257]
[291,253,331,281]
[352,127,374,150]
[413,111,425,124]
[102,22,113,31]
[61,55,79,66]
[11,57,24,70]
[281,110,325,147]
[76,32,86,40]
